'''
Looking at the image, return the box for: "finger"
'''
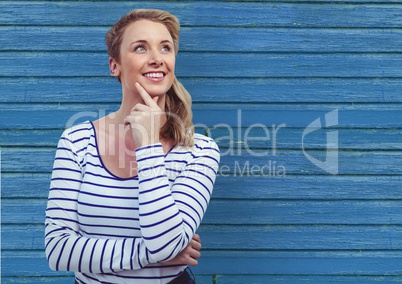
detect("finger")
[187,258,198,267]
[190,249,201,259]
[131,103,150,112]
[191,239,202,251]
[135,82,158,107]
[192,234,201,243]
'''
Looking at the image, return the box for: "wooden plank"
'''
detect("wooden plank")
[1,2,401,28]
[1,251,71,277]
[1,128,401,150]
[4,198,402,225]
[192,250,402,275]
[204,199,402,225]
[3,173,402,200]
[5,250,402,276]
[2,52,402,78]
[2,173,52,198]
[217,150,402,175]
[2,146,402,175]
[2,77,402,104]
[208,128,402,151]
[5,223,402,251]
[198,224,402,250]
[213,175,402,200]
[1,277,75,284]
[2,103,402,129]
[0,129,62,147]
[2,146,402,176]
[2,26,401,52]
[215,275,402,284]
[0,276,211,284]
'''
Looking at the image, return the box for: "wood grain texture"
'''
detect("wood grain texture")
[4,250,402,277]
[1,0,402,282]
[2,27,402,52]
[2,146,401,175]
[1,103,402,129]
[1,2,401,27]
[214,275,402,284]
[2,52,402,77]
[5,223,402,250]
[1,77,402,103]
[3,173,402,199]
[1,128,401,149]
[4,198,402,225]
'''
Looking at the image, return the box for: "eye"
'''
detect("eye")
[161,45,172,53]
[134,45,146,52]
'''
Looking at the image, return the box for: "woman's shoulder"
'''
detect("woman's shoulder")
[193,133,220,153]
[61,121,93,138]
[59,121,94,151]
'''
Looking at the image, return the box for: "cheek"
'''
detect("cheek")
[166,56,175,71]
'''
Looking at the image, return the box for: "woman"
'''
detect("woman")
[45,9,220,284]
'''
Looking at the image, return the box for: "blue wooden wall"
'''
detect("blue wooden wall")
[1,1,402,283]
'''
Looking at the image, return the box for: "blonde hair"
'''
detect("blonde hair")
[105,9,194,147]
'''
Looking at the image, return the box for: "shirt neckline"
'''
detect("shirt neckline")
[88,121,176,180]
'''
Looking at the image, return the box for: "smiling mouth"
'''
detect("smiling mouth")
[143,72,166,78]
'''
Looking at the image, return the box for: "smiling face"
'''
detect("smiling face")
[110,19,176,98]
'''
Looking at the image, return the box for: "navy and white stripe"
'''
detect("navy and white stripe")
[45,121,220,283]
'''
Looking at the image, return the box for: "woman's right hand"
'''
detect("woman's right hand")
[124,82,163,148]
[163,234,202,266]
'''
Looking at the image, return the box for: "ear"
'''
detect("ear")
[109,57,121,78]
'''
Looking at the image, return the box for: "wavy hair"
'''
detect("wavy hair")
[105,9,194,147]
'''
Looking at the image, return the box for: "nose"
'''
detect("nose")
[148,52,163,67]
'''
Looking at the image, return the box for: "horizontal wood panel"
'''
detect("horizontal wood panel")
[2,146,401,175]
[2,52,402,78]
[4,198,402,225]
[209,128,402,150]
[2,103,402,129]
[214,175,402,200]
[215,275,402,284]
[8,275,402,284]
[1,77,401,103]
[4,250,402,276]
[1,277,75,284]
[3,173,402,200]
[1,2,401,28]
[193,250,402,275]
[4,223,402,251]
[0,276,212,284]
[2,128,401,150]
[2,27,401,52]
[217,150,402,175]
[205,199,402,225]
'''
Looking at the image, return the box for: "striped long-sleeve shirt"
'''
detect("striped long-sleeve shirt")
[45,121,220,284]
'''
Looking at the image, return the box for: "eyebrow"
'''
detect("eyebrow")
[130,39,173,46]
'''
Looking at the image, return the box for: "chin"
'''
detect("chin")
[143,81,173,96]
[143,86,169,97]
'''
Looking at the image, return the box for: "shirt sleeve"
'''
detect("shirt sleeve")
[135,137,220,262]
[45,128,150,273]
